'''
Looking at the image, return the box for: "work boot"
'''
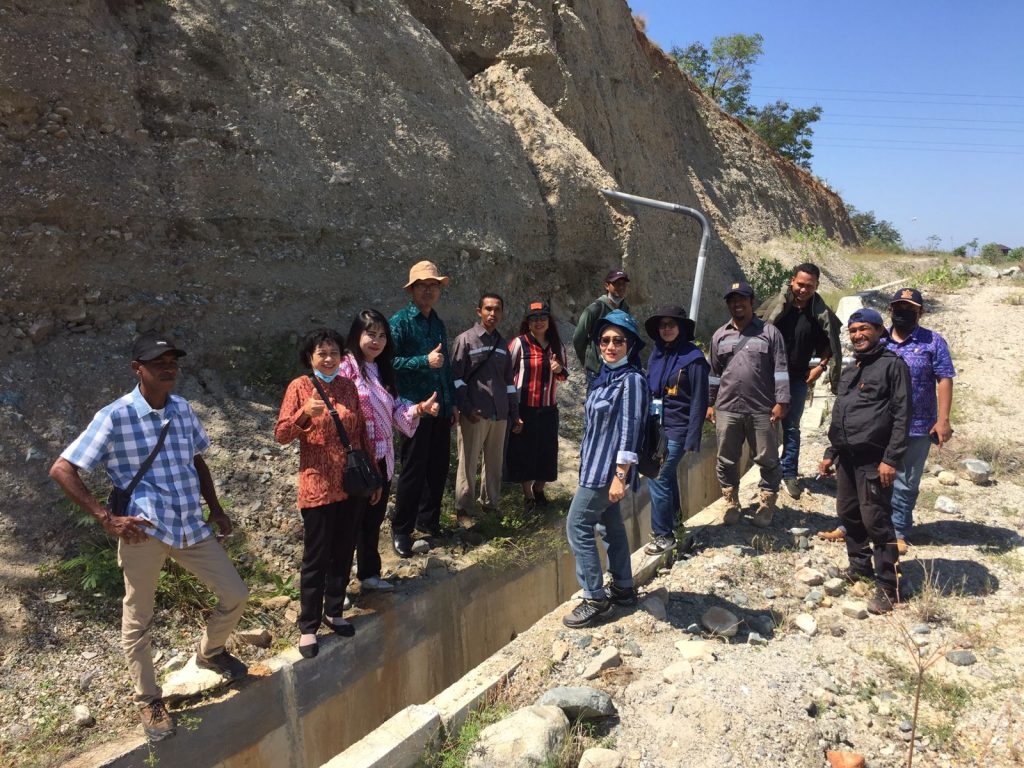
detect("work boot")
[721,486,741,525]
[140,699,175,742]
[867,587,896,615]
[896,538,908,557]
[817,527,846,542]
[751,490,777,528]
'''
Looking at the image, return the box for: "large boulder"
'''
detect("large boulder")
[466,704,569,768]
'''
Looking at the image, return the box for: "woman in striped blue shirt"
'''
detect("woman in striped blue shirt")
[563,309,649,628]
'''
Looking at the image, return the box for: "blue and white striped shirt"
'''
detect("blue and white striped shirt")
[578,368,649,489]
[61,386,213,548]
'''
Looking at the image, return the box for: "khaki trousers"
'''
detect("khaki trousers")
[118,534,249,705]
[456,415,507,511]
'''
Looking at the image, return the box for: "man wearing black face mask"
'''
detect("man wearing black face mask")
[886,288,955,555]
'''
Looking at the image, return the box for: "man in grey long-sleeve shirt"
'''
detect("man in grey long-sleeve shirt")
[452,292,521,521]
[707,280,790,527]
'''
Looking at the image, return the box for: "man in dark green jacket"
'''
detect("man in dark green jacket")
[573,270,631,391]
[756,263,842,499]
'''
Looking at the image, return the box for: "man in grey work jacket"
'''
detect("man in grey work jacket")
[707,280,790,527]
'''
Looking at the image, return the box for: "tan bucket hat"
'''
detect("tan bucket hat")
[404,260,450,288]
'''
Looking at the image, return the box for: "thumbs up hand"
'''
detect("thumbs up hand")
[428,343,445,369]
[419,391,440,417]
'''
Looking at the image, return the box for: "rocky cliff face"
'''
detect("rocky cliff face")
[0,0,852,556]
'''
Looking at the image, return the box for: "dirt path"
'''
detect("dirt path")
[484,279,1024,768]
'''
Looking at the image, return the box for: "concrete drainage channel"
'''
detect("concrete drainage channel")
[74,446,721,768]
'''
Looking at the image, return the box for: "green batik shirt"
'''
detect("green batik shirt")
[389,302,457,418]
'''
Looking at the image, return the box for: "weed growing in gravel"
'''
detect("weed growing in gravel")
[910,559,953,624]
[1002,292,1024,306]
[430,694,511,768]
[967,437,1022,478]
[849,269,876,290]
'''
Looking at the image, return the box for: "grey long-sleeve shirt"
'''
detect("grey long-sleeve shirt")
[709,317,790,414]
[451,323,519,422]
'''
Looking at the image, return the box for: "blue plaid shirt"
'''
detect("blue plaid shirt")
[61,386,213,548]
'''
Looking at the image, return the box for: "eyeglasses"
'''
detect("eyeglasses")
[598,336,627,347]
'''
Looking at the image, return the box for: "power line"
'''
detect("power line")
[816,136,1024,149]
[824,121,1024,133]
[754,95,1024,108]
[752,85,1024,101]
[814,142,1024,156]
[825,113,1024,125]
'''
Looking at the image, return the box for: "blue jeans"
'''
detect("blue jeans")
[647,439,686,537]
[566,485,634,600]
[891,436,932,541]
[780,377,808,479]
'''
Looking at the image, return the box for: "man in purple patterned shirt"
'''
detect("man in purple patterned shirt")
[885,288,955,553]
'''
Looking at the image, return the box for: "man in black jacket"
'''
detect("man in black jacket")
[818,308,911,614]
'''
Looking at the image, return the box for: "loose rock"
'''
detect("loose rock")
[536,686,616,720]
[235,629,272,648]
[962,459,991,485]
[793,613,818,636]
[946,650,977,667]
[934,496,961,515]
[661,660,694,684]
[582,647,621,680]
[937,471,958,486]
[794,567,825,586]
[700,606,740,637]
[73,705,95,728]
[578,747,624,768]
[842,601,869,619]
[466,704,568,768]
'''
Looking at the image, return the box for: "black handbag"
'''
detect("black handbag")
[637,410,667,479]
[107,419,171,516]
[309,374,382,499]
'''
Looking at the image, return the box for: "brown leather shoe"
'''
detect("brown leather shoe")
[817,527,846,542]
[141,699,175,742]
[896,539,908,556]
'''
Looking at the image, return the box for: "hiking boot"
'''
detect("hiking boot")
[562,598,612,628]
[782,477,802,500]
[818,527,846,542]
[140,699,175,742]
[721,487,741,525]
[608,583,638,606]
[196,648,248,681]
[644,534,676,556]
[896,538,908,557]
[751,491,777,528]
[867,588,896,615]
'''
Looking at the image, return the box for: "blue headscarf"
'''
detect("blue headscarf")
[591,309,645,390]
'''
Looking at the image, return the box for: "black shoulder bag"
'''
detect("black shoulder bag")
[107,420,171,516]
[309,374,382,499]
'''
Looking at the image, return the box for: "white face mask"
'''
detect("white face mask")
[604,355,629,369]
[314,369,339,383]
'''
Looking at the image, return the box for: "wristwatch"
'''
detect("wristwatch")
[614,469,627,481]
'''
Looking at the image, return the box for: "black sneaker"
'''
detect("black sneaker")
[644,534,675,555]
[562,598,612,628]
[140,699,175,742]
[608,583,638,606]
[783,476,802,499]
[196,648,248,681]
[535,489,549,508]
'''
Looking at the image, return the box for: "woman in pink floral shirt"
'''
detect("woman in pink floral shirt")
[340,310,439,591]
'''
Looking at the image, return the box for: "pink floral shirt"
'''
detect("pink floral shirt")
[338,354,419,479]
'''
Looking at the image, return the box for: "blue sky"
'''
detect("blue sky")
[626,0,1024,250]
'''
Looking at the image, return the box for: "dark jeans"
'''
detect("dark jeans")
[780,377,808,479]
[356,459,391,580]
[647,439,686,537]
[835,451,899,594]
[394,413,451,536]
[299,498,364,634]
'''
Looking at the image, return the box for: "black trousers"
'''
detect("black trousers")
[393,413,451,536]
[835,451,899,594]
[356,459,391,580]
[298,498,364,634]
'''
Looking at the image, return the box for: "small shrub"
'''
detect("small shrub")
[747,256,789,302]
[788,224,835,258]
[849,269,875,291]
[917,259,968,291]
[58,541,123,595]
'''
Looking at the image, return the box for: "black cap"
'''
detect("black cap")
[132,330,187,362]
[890,287,923,307]
[724,280,754,299]
[644,305,696,341]
[604,269,630,283]
[525,299,550,319]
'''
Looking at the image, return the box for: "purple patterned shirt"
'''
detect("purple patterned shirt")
[885,325,955,437]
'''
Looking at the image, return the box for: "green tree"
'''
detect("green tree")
[744,101,823,168]
[845,205,903,250]
[925,235,943,253]
[979,242,1009,263]
[671,33,822,167]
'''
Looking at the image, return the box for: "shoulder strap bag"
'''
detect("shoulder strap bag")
[107,419,171,516]
[309,374,382,499]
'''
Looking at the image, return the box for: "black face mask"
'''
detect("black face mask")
[891,307,918,331]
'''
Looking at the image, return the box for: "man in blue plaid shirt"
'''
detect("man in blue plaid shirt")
[49,331,249,742]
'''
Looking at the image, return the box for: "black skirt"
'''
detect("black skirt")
[505,405,559,482]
